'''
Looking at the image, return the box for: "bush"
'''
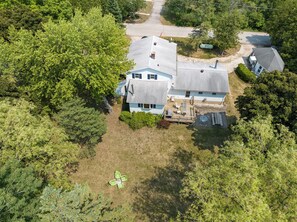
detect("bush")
[235,63,257,83]
[157,119,171,129]
[119,111,162,130]
[119,111,132,123]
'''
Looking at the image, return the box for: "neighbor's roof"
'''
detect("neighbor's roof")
[127,36,177,76]
[175,61,229,93]
[253,47,284,72]
[126,79,168,105]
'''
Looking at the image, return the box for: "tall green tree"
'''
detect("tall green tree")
[213,11,242,53]
[0,161,43,222]
[266,0,297,72]
[108,0,122,23]
[236,70,297,133]
[0,99,79,187]
[55,97,106,157]
[179,117,297,221]
[40,184,133,221]
[0,8,132,109]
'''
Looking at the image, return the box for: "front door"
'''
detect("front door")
[185,91,190,97]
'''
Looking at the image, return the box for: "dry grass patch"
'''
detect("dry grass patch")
[72,104,230,221]
[126,1,153,23]
[226,72,250,119]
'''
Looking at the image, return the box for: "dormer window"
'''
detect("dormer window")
[132,73,142,79]
[148,74,157,80]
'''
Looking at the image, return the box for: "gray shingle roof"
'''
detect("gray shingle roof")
[126,79,168,105]
[175,62,229,93]
[253,47,284,72]
[127,36,177,76]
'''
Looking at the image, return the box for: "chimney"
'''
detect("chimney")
[150,52,156,59]
[154,42,157,46]
[214,60,219,69]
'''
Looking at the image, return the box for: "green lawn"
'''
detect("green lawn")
[71,104,230,221]
[162,37,241,59]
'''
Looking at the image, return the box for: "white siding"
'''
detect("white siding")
[254,62,264,75]
[168,89,226,102]
[126,68,174,89]
[129,103,164,115]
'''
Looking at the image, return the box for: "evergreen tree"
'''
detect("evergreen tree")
[55,97,106,156]
[0,161,43,222]
[108,0,122,23]
[40,184,133,221]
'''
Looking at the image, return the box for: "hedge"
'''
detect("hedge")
[235,63,256,83]
[119,111,162,130]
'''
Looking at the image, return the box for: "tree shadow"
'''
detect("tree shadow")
[132,149,195,221]
[190,126,231,151]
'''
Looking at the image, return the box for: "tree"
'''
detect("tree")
[266,0,297,72]
[236,70,297,133]
[108,0,122,23]
[179,117,297,221]
[0,161,43,222]
[0,8,132,109]
[0,5,43,41]
[39,184,133,221]
[55,97,106,156]
[0,99,79,187]
[213,11,242,53]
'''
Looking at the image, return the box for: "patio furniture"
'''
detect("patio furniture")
[170,96,175,102]
[174,103,180,109]
[165,109,173,118]
[211,113,223,126]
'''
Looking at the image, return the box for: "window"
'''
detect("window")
[132,73,142,79]
[185,91,191,97]
[212,92,217,95]
[198,92,203,94]
[144,104,150,109]
[150,104,156,109]
[147,74,157,80]
[138,103,143,108]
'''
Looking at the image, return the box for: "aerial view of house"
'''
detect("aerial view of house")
[125,36,229,115]
[249,47,285,75]
[0,0,296,221]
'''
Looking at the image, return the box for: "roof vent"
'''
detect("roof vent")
[157,64,160,66]
[150,52,156,59]
[200,69,204,73]
[154,42,157,46]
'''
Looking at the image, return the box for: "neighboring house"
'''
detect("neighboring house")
[249,47,285,76]
[124,36,229,114]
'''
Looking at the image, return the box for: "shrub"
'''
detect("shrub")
[119,111,162,130]
[157,119,171,129]
[235,63,256,83]
[119,111,132,123]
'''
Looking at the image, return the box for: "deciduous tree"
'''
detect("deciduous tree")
[179,117,297,221]
[0,99,79,187]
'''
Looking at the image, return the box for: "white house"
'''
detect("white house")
[124,36,229,114]
[249,47,284,76]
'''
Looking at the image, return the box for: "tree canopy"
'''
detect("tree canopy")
[40,184,133,222]
[0,99,79,187]
[236,70,297,133]
[179,117,297,221]
[266,0,297,72]
[0,161,43,222]
[55,97,106,156]
[0,8,132,109]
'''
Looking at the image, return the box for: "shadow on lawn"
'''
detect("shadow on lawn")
[190,126,231,151]
[132,149,195,221]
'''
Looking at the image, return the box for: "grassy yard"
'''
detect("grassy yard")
[126,1,153,23]
[163,37,241,59]
[71,104,230,221]
[225,72,250,119]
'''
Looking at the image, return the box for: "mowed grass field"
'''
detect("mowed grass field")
[72,73,249,221]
